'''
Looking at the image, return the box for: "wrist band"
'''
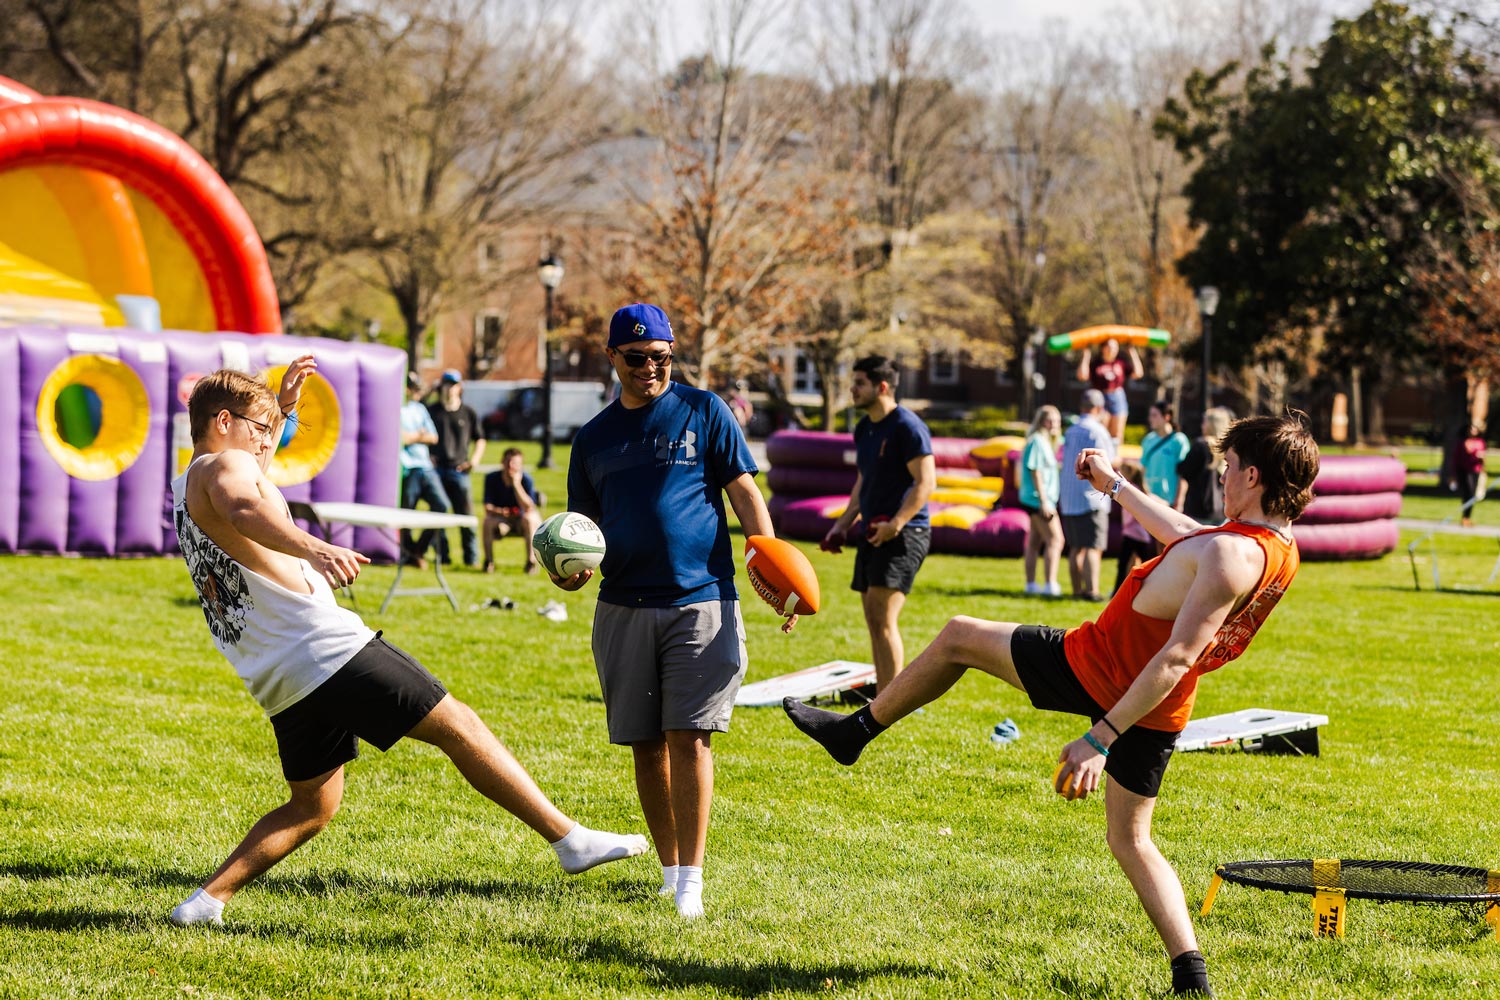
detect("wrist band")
[1083,731,1110,757]
[1099,715,1122,737]
[1109,477,1125,498]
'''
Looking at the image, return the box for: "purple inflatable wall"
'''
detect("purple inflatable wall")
[0,325,404,561]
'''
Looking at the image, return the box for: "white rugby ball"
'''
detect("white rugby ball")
[533,511,606,578]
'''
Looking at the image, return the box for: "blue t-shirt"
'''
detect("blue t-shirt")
[400,400,436,471]
[568,382,757,608]
[1018,434,1060,509]
[1059,415,1114,515]
[483,470,539,508]
[1140,430,1190,503]
[855,406,933,528]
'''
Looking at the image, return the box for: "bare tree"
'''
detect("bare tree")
[1,0,390,316]
[609,0,846,387]
[342,0,605,369]
[973,29,1106,415]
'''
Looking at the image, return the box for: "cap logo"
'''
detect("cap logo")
[633,323,647,338]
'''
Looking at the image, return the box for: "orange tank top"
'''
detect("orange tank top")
[1062,519,1299,732]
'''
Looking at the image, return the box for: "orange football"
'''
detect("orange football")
[744,535,821,616]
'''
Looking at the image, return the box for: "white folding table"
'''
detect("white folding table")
[303,501,479,613]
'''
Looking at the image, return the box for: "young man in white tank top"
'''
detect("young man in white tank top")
[167,359,646,927]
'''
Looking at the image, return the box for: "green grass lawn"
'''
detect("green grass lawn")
[2,448,1499,998]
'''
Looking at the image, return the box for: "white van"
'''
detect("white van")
[471,379,608,441]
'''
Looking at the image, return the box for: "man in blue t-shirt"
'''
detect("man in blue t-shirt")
[399,372,449,567]
[1060,389,1116,600]
[552,303,791,922]
[819,355,936,690]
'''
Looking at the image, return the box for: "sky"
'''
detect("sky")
[581,0,1375,75]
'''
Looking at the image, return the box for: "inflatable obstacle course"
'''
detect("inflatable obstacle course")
[0,74,405,561]
[0,326,405,558]
[766,431,1403,562]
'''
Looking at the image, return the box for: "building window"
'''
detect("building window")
[929,349,960,386]
[477,239,500,273]
[793,350,822,394]
[474,311,503,372]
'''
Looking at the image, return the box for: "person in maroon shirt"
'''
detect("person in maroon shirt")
[1076,338,1144,444]
[1453,423,1487,526]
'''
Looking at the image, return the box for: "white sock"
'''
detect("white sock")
[659,863,680,897]
[675,865,704,920]
[551,823,650,875]
[169,887,225,927]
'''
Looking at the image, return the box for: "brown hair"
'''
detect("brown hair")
[502,447,524,463]
[1218,410,1320,520]
[188,369,277,443]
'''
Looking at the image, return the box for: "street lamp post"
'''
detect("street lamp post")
[1196,285,1220,423]
[536,253,564,469]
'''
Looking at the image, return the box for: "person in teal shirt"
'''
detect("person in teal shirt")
[1018,405,1062,596]
[1141,400,1190,516]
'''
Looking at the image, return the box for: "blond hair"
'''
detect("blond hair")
[188,369,277,443]
[1027,405,1060,440]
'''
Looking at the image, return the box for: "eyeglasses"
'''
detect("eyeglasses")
[231,411,275,442]
[619,350,673,369]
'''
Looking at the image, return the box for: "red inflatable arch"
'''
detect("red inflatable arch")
[0,97,281,333]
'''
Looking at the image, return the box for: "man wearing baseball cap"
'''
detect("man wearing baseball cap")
[550,303,794,920]
[427,369,486,567]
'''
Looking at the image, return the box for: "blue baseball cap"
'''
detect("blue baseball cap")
[608,303,674,349]
[440,369,462,384]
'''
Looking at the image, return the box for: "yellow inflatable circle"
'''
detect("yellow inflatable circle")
[263,366,340,487]
[36,354,150,480]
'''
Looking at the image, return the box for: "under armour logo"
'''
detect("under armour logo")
[656,431,698,462]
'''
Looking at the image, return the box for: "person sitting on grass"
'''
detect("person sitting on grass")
[784,411,1320,998]
[482,447,543,574]
[167,359,646,928]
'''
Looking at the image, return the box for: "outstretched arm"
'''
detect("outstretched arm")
[1076,348,1093,382]
[1075,448,1201,545]
[206,451,369,588]
[1126,345,1145,380]
[1054,536,1249,799]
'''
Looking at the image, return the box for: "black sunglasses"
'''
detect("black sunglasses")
[619,350,673,369]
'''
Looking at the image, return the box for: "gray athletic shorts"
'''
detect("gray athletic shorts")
[1061,509,1110,550]
[591,600,748,744]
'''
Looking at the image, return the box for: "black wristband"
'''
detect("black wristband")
[1099,715,1122,738]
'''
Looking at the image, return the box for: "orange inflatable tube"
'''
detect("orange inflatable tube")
[1047,325,1171,354]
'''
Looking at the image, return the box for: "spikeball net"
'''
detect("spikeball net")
[1202,859,1500,939]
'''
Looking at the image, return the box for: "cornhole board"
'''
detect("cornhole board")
[1176,708,1329,756]
[736,660,876,707]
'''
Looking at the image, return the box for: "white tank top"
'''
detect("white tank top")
[171,461,376,716]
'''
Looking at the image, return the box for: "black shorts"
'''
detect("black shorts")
[269,634,448,782]
[1008,625,1179,798]
[851,525,931,594]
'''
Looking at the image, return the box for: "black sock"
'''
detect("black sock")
[1170,950,1212,997]
[782,699,886,766]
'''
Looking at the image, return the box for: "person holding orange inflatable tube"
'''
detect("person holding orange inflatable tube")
[785,412,1320,998]
[1076,338,1143,444]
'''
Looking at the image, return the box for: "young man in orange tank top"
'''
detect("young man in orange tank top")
[785,413,1319,997]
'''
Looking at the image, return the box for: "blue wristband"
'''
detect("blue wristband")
[1083,731,1110,757]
